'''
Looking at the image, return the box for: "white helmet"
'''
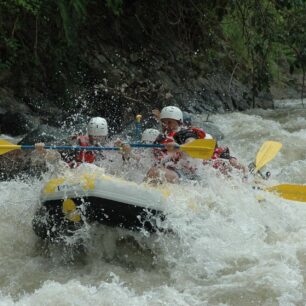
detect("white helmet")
[87,117,108,136]
[160,106,183,122]
[141,128,160,143]
[205,133,213,139]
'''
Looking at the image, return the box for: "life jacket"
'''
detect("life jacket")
[173,127,205,145]
[153,128,204,164]
[212,147,231,160]
[190,128,206,139]
[153,133,176,162]
[75,135,96,164]
[209,147,234,171]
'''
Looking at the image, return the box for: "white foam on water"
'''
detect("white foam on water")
[1,109,306,305]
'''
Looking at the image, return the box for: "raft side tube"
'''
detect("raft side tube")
[41,196,166,233]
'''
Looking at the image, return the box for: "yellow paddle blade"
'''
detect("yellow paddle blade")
[0,139,21,155]
[255,141,282,172]
[266,184,306,203]
[180,139,216,159]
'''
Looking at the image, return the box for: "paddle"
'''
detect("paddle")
[249,141,282,176]
[265,184,306,203]
[255,141,282,172]
[0,138,216,160]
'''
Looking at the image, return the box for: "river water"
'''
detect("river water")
[1,108,306,305]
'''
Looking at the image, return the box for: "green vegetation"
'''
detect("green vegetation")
[222,0,306,104]
[0,0,305,105]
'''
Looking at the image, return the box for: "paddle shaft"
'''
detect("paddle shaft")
[0,138,215,159]
[0,143,174,151]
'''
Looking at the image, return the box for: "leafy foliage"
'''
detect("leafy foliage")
[221,0,306,103]
[106,0,123,16]
[0,0,305,106]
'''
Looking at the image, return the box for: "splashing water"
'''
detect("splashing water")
[1,109,306,305]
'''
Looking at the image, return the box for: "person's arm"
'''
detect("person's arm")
[184,137,197,143]
[34,143,62,162]
[229,157,248,180]
[152,109,161,122]
[114,139,141,162]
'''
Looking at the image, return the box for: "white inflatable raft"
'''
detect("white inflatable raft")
[32,173,169,240]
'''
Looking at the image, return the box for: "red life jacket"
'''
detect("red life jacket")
[153,131,180,163]
[210,147,233,170]
[155,128,205,163]
[212,147,231,160]
[190,127,206,139]
[75,135,96,164]
[172,127,205,145]
[156,128,205,147]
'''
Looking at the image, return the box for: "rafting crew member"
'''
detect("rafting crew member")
[69,117,109,167]
[204,144,248,181]
[142,128,161,144]
[114,128,161,163]
[34,117,109,168]
[153,106,216,144]
[146,106,206,183]
[152,108,193,129]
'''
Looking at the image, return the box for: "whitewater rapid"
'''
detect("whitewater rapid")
[1,109,306,305]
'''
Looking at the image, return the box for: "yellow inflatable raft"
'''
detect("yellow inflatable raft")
[32,173,169,240]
